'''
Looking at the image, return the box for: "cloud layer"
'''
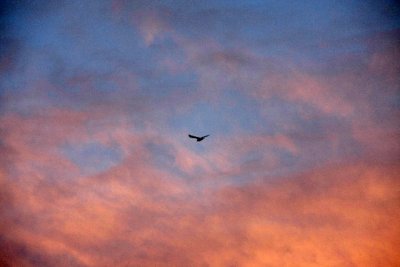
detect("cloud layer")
[1,0,399,266]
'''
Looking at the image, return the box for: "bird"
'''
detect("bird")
[188,134,210,142]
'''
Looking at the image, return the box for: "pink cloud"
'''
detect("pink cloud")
[133,9,172,46]
[1,6,398,266]
[2,101,398,266]
[255,68,354,117]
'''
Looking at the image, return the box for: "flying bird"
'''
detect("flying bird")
[188,134,210,142]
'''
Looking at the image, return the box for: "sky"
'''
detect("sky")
[0,0,399,266]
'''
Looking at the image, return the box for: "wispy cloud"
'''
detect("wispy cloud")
[1,0,399,266]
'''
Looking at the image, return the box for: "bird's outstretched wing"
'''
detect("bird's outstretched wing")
[188,134,199,139]
[201,135,210,139]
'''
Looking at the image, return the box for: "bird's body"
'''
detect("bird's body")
[188,134,210,142]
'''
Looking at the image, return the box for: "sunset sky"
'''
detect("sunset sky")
[0,0,399,266]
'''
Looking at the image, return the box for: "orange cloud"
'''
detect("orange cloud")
[2,110,399,266]
[1,1,399,265]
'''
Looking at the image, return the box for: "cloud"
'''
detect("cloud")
[133,9,172,46]
[213,162,400,266]
[1,100,399,266]
[0,0,399,266]
[3,157,400,266]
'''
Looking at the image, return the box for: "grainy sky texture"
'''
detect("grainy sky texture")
[1,0,399,266]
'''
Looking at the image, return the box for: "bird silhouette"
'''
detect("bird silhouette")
[188,134,210,142]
